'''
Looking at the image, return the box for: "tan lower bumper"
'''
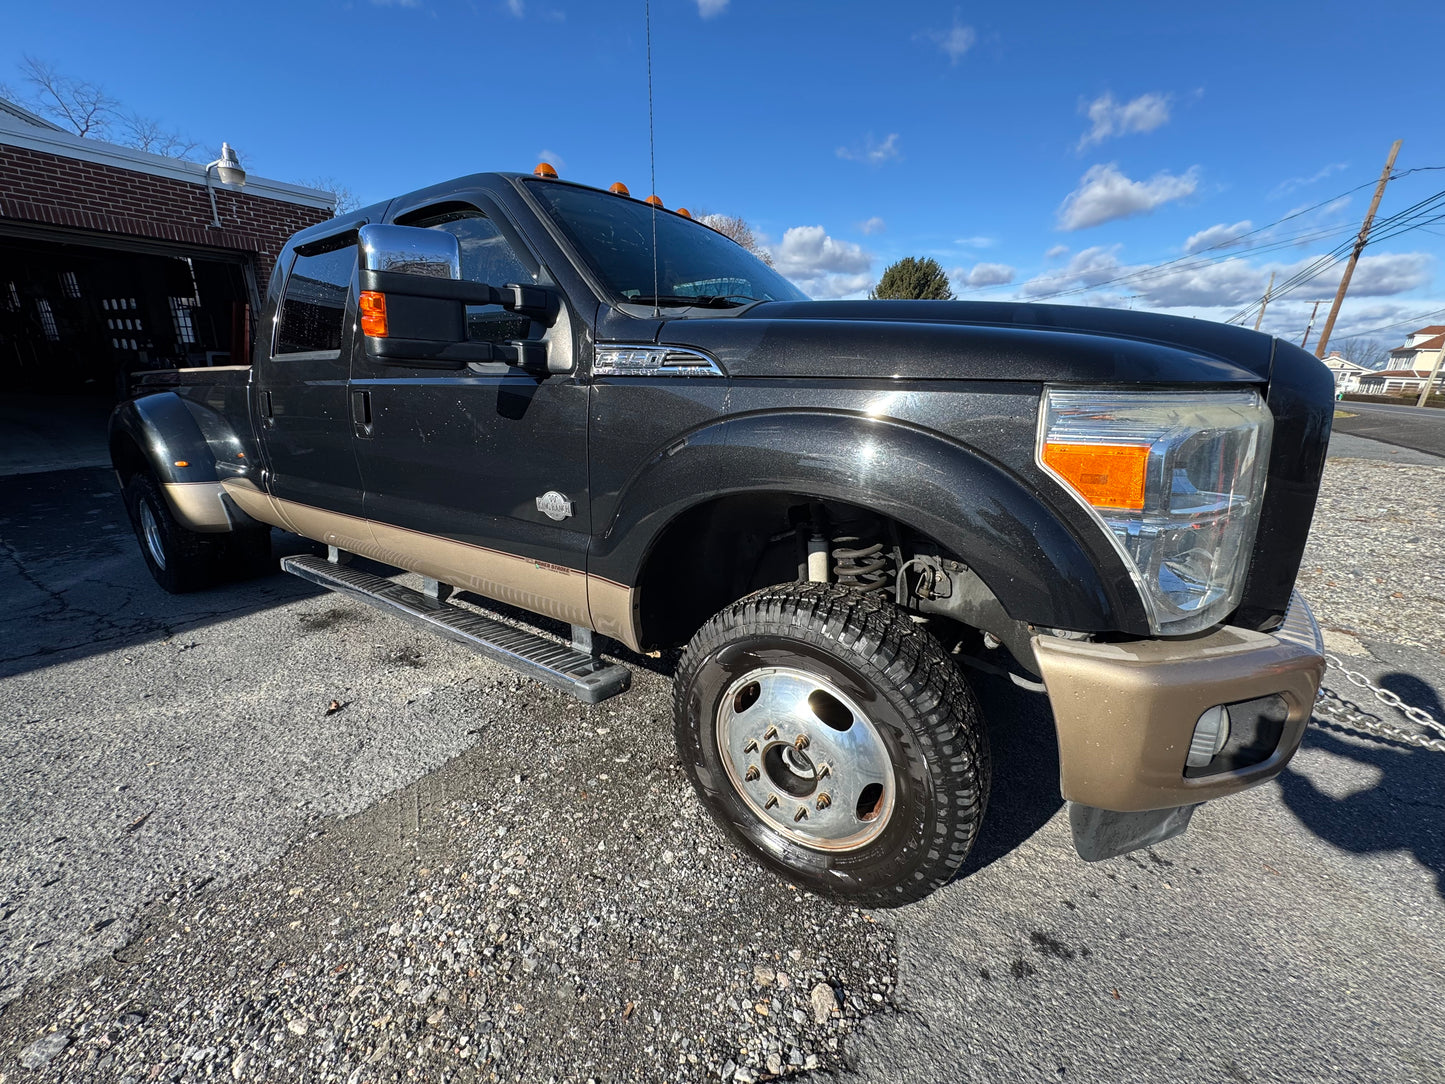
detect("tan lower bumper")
[1034,593,1324,812]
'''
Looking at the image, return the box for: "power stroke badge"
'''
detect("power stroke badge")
[535,491,575,521]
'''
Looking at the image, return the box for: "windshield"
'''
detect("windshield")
[525,181,809,307]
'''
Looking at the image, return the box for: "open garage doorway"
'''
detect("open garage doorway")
[0,229,256,476]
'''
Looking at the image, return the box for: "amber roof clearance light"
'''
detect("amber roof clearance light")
[609,181,631,196]
[645,194,664,208]
[533,162,558,178]
[675,208,692,219]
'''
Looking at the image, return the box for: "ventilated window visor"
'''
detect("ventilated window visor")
[1038,388,1273,635]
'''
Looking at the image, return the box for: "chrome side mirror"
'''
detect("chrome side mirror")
[358,223,460,279]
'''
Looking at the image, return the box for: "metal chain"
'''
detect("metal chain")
[1311,654,1445,753]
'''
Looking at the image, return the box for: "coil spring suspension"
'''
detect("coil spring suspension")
[831,537,894,594]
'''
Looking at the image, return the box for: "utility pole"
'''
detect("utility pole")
[1315,139,1403,358]
[1253,272,1276,331]
[1300,300,1322,349]
[1416,347,1444,407]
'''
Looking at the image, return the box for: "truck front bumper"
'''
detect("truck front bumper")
[1033,591,1324,813]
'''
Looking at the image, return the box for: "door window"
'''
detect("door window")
[406,210,538,344]
[275,239,355,356]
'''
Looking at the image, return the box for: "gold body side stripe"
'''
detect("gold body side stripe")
[220,480,640,650]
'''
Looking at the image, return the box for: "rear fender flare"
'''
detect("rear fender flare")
[109,392,258,533]
[592,411,1145,634]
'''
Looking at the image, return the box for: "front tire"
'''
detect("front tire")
[674,582,990,907]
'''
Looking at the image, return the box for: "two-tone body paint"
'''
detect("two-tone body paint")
[111,169,1334,655]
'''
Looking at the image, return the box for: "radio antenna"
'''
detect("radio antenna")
[646,0,659,318]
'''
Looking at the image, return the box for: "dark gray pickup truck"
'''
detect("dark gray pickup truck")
[110,167,1333,905]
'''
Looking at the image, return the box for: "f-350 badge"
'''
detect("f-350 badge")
[535,491,575,521]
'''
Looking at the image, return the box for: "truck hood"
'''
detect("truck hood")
[655,300,1273,384]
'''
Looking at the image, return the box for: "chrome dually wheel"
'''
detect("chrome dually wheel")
[675,582,991,907]
[717,666,894,851]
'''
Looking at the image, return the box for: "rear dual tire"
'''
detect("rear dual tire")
[675,582,990,907]
[123,472,271,593]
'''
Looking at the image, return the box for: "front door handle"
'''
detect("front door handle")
[351,390,373,439]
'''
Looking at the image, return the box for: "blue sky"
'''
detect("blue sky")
[6,0,1445,352]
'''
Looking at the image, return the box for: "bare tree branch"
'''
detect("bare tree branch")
[119,113,202,161]
[696,212,774,266]
[301,176,361,215]
[20,54,118,138]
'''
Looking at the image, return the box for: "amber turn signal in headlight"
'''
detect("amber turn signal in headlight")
[1037,388,1273,635]
[1039,442,1149,510]
[359,291,388,337]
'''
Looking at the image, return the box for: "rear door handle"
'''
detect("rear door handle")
[351,390,373,439]
[259,389,274,428]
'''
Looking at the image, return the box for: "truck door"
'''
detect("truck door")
[349,199,593,627]
[253,232,366,521]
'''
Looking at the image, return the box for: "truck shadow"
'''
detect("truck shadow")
[0,467,327,682]
[1278,672,1445,901]
[959,674,1065,877]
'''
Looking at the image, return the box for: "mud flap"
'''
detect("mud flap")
[1068,801,1199,862]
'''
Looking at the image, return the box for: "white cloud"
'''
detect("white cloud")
[1271,162,1349,199]
[1184,220,1253,254]
[536,149,566,171]
[859,216,886,235]
[371,0,421,7]
[697,0,728,16]
[1018,245,1431,313]
[928,19,977,64]
[506,0,523,14]
[953,235,994,248]
[1077,92,1172,149]
[1045,244,1070,260]
[953,262,1015,289]
[1288,252,1432,300]
[1057,163,1199,230]
[769,225,874,299]
[1023,246,1127,298]
[837,133,900,165]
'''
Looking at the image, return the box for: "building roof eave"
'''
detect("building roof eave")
[0,108,336,212]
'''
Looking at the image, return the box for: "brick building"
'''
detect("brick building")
[0,96,334,400]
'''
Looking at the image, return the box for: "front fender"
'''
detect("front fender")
[589,410,1145,632]
[109,391,260,532]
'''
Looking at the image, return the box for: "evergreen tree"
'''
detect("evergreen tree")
[869,257,954,300]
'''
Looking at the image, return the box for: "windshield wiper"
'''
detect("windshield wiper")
[625,294,758,309]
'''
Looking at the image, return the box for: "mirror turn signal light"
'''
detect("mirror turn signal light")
[1041,441,1149,510]
[533,162,558,178]
[359,291,388,338]
[609,181,631,196]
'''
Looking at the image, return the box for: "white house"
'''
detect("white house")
[1386,325,1445,375]
[1318,350,1370,393]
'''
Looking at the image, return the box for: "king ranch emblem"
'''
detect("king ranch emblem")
[535,491,575,521]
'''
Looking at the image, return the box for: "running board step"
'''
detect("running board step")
[281,554,631,704]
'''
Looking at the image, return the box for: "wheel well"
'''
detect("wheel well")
[635,494,922,651]
[110,433,148,486]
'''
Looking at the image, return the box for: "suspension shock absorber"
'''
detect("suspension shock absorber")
[831,536,895,594]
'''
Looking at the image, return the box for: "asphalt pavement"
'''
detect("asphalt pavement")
[1331,400,1445,459]
[0,442,1441,1083]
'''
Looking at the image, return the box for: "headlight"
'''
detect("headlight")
[1037,388,1273,635]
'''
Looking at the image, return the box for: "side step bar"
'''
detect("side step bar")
[281,554,631,704]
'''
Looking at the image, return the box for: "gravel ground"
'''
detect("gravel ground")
[1296,454,1445,654]
[0,445,1441,1083]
